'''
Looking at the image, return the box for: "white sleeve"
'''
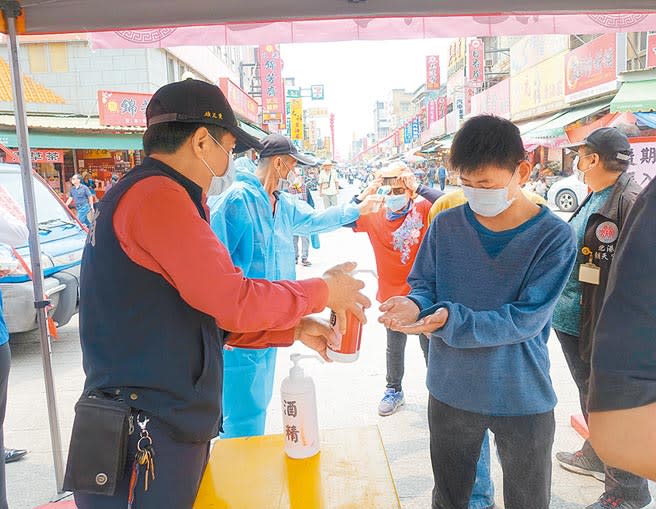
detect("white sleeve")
[0,211,29,246]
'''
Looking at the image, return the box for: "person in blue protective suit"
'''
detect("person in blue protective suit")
[209,134,378,438]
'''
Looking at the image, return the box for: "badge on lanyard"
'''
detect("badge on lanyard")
[579,246,600,285]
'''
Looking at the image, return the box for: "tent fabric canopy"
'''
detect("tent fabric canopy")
[14,2,656,35]
[522,101,611,140]
[610,80,656,113]
[635,112,656,129]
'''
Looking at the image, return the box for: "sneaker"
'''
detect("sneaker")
[378,389,405,416]
[586,493,655,509]
[556,449,605,481]
[301,259,312,267]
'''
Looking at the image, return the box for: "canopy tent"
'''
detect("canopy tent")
[522,100,611,147]
[610,80,656,113]
[2,0,656,499]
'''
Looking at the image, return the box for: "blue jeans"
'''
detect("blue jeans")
[470,432,495,509]
[77,205,92,228]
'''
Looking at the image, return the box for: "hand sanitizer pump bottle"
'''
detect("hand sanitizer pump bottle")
[281,354,320,459]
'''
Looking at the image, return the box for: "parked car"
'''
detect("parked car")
[0,163,87,333]
[547,174,589,212]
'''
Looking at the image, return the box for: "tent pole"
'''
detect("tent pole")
[2,2,65,494]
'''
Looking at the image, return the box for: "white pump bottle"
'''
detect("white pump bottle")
[281,354,321,459]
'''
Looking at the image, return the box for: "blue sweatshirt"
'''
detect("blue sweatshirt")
[408,204,576,416]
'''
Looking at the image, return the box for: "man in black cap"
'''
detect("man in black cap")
[551,127,650,509]
[69,80,370,509]
[209,133,377,439]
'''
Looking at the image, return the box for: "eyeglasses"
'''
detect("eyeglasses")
[389,187,407,195]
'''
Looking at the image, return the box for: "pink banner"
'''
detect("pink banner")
[471,79,511,118]
[468,39,485,84]
[564,33,617,102]
[90,14,656,48]
[98,90,151,127]
[436,97,448,120]
[427,100,437,127]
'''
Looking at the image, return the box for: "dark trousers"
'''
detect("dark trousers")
[385,328,429,392]
[75,416,210,509]
[429,395,554,509]
[0,343,10,509]
[439,178,446,191]
[555,329,651,504]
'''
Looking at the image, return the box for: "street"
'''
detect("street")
[3,185,653,508]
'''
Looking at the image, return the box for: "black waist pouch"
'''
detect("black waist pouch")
[63,393,132,495]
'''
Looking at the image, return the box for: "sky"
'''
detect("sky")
[281,39,451,159]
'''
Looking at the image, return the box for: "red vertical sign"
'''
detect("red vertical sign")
[648,34,656,69]
[426,56,440,90]
[259,44,284,123]
[468,39,485,85]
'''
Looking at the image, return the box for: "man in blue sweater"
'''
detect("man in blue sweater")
[380,115,576,509]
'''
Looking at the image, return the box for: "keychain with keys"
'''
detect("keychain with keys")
[127,414,156,508]
[579,246,601,285]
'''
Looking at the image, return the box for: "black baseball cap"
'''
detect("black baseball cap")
[146,79,263,153]
[565,127,632,163]
[259,134,317,166]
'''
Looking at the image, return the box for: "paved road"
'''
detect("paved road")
[4,186,653,508]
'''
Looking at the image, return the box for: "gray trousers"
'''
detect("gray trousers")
[386,328,429,392]
[322,194,338,208]
[293,236,309,261]
[0,342,10,509]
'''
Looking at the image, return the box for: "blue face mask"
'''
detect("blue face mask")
[385,194,409,212]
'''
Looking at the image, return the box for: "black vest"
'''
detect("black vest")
[79,157,224,443]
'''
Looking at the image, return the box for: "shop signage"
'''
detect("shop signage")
[510,35,569,75]
[259,44,285,121]
[393,129,401,146]
[305,108,329,117]
[4,148,64,164]
[412,117,420,140]
[628,137,656,188]
[468,39,485,84]
[564,34,618,103]
[217,78,259,124]
[511,52,566,121]
[648,34,656,69]
[310,85,325,100]
[437,96,448,119]
[289,98,304,141]
[455,94,465,122]
[286,88,301,98]
[426,55,441,90]
[427,100,438,127]
[404,123,411,144]
[447,38,466,78]
[471,79,511,118]
[98,90,151,127]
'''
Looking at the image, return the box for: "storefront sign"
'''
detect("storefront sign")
[259,44,285,121]
[393,129,401,147]
[510,35,569,75]
[426,55,440,90]
[289,98,304,141]
[455,94,465,122]
[471,79,511,118]
[217,78,259,124]
[427,100,438,127]
[98,90,151,127]
[13,149,64,164]
[648,34,656,69]
[468,39,485,84]
[404,124,411,144]
[412,117,420,140]
[310,85,325,100]
[628,137,656,188]
[511,52,566,121]
[447,38,466,78]
[437,96,448,119]
[564,34,618,103]
[305,108,329,117]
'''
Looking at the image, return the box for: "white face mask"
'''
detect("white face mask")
[574,154,595,184]
[385,194,409,212]
[462,171,518,217]
[275,158,293,192]
[202,134,235,196]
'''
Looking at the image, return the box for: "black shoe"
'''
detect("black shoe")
[4,448,27,463]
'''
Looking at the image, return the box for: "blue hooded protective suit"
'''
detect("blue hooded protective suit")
[209,170,360,438]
